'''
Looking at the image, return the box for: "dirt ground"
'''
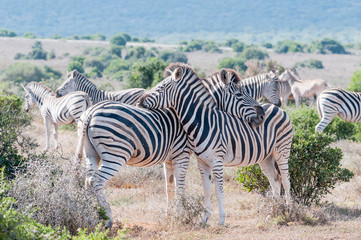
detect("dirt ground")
[5,38,361,239]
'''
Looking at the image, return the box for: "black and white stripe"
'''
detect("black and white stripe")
[316,88,361,132]
[141,63,293,225]
[22,82,91,150]
[241,72,281,106]
[76,68,264,228]
[55,70,145,105]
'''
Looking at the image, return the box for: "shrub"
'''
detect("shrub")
[47,49,56,59]
[91,33,106,41]
[0,94,33,178]
[84,57,105,72]
[237,131,353,205]
[22,32,36,39]
[218,57,247,72]
[110,45,123,58]
[110,34,127,46]
[232,42,245,52]
[0,29,17,37]
[158,50,188,63]
[14,53,26,60]
[240,47,268,60]
[202,41,222,53]
[224,38,240,47]
[87,67,103,78]
[51,34,62,39]
[263,42,273,49]
[27,41,48,60]
[295,59,324,69]
[68,61,85,73]
[309,38,348,54]
[347,69,361,92]
[125,46,155,60]
[104,58,131,80]
[9,153,102,234]
[126,57,167,89]
[275,40,304,53]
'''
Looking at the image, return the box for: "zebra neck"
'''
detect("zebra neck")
[32,89,53,107]
[242,78,266,100]
[174,80,216,137]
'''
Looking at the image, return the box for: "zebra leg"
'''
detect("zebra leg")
[53,123,58,149]
[211,159,226,225]
[273,149,291,204]
[43,118,51,151]
[173,152,190,214]
[295,94,301,107]
[258,156,281,197]
[164,160,176,203]
[315,113,336,133]
[197,159,212,224]
[83,137,101,188]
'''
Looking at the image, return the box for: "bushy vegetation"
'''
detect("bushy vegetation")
[239,46,268,60]
[14,41,56,60]
[22,32,36,39]
[309,38,348,54]
[237,106,355,205]
[275,40,304,53]
[0,29,17,37]
[347,69,361,92]
[218,57,247,72]
[67,33,106,41]
[179,39,221,53]
[158,50,188,63]
[295,59,324,69]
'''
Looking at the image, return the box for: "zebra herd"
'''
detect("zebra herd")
[22,62,358,228]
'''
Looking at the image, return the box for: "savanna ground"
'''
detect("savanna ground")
[2,37,361,239]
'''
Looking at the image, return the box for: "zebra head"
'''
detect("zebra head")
[264,72,281,107]
[218,69,265,126]
[55,70,78,97]
[21,84,36,112]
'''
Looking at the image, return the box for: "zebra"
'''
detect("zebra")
[140,63,293,225]
[22,81,91,150]
[278,80,292,106]
[316,88,361,132]
[241,71,281,107]
[75,68,265,228]
[55,70,145,105]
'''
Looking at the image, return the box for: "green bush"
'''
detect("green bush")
[224,38,240,47]
[125,46,155,60]
[232,42,245,52]
[158,50,188,63]
[218,57,247,72]
[126,57,167,89]
[237,131,353,206]
[110,45,123,58]
[110,34,127,46]
[347,69,361,92]
[0,29,17,37]
[0,94,33,178]
[84,57,105,72]
[239,47,268,60]
[275,40,304,53]
[68,61,85,73]
[263,42,273,49]
[22,32,36,39]
[295,59,323,69]
[91,33,106,41]
[309,38,348,54]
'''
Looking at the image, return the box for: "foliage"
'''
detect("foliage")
[84,57,105,72]
[239,47,268,60]
[295,59,324,69]
[275,40,304,53]
[0,62,61,86]
[224,38,240,47]
[347,69,361,92]
[0,94,33,178]
[232,42,246,52]
[22,32,36,39]
[218,57,247,72]
[126,57,167,89]
[125,46,155,60]
[110,45,123,58]
[110,33,127,46]
[158,50,188,63]
[309,38,348,54]
[0,29,17,37]
[263,42,273,48]
[104,59,131,81]
[237,130,353,205]
[14,41,55,60]
[179,39,221,53]
[68,61,85,73]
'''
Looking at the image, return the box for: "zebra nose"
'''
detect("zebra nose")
[276,99,282,107]
[55,90,61,98]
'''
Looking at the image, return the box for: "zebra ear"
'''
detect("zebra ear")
[219,69,229,84]
[21,84,28,92]
[173,67,183,82]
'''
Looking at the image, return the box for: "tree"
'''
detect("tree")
[67,61,84,73]
[110,34,127,46]
[0,29,17,37]
[218,57,247,72]
[23,32,36,39]
[240,47,268,60]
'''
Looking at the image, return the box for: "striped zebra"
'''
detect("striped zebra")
[75,68,264,228]
[55,70,145,105]
[140,63,293,225]
[316,88,361,132]
[241,71,281,107]
[22,82,91,150]
[278,80,292,106]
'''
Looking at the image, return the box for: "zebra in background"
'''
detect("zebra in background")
[22,82,91,150]
[55,70,145,105]
[316,88,361,132]
[75,68,264,228]
[278,79,292,106]
[241,71,281,106]
[140,63,293,225]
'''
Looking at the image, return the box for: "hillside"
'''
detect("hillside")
[1,0,361,42]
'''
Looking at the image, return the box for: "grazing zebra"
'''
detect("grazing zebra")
[280,68,328,107]
[241,71,281,107]
[140,63,293,225]
[22,82,91,150]
[55,70,145,105]
[316,88,361,132]
[75,68,264,228]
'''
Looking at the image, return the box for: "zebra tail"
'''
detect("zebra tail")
[316,95,322,119]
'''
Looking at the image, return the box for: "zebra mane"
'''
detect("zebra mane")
[163,62,199,78]
[67,70,97,90]
[26,81,54,95]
